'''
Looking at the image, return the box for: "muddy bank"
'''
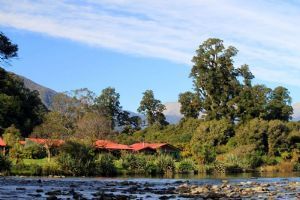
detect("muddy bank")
[0,176,299,199]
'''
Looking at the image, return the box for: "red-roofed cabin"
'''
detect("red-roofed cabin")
[130,143,180,157]
[0,138,6,155]
[95,140,132,156]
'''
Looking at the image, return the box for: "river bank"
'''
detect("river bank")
[0,174,299,199]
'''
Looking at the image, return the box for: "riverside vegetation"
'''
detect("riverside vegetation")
[0,32,299,177]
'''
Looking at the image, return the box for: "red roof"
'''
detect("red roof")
[0,138,6,147]
[19,141,26,145]
[26,138,65,147]
[95,140,132,150]
[130,143,179,151]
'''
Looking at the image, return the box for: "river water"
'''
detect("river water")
[0,172,299,199]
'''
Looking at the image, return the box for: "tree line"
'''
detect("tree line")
[0,32,299,173]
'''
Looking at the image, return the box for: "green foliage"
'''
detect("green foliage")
[57,141,95,176]
[138,90,168,126]
[32,111,73,140]
[235,118,269,152]
[3,125,21,147]
[155,154,175,174]
[190,38,244,121]
[178,91,202,119]
[94,153,117,176]
[0,154,11,172]
[0,67,47,135]
[177,158,196,173]
[95,87,122,129]
[265,87,293,121]
[191,143,216,165]
[0,32,18,66]
[293,162,300,171]
[219,146,263,169]
[119,152,148,174]
[267,120,289,156]
[22,141,47,159]
[192,119,233,146]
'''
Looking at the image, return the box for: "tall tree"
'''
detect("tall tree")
[0,32,18,67]
[118,111,142,134]
[95,87,122,129]
[0,68,47,135]
[138,90,168,126]
[178,91,202,119]
[190,38,242,121]
[75,112,111,141]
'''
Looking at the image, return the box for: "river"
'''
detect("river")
[0,172,299,199]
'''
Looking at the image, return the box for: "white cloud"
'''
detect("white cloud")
[1,0,300,87]
[293,103,300,121]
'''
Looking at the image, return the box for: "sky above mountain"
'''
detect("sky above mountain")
[0,0,300,112]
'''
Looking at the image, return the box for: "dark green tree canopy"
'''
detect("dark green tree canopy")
[265,86,293,121]
[190,38,293,122]
[178,91,202,119]
[95,87,122,129]
[190,38,242,121]
[0,67,47,135]
[138,90,168,126]
[0,32,18,66]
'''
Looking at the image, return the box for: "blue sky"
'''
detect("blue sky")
[0,0,300,112]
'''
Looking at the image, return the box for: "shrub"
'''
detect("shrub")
[192,143,216,164]
[262,155,278,165]
[119,153,148,174]
[280,151,292,160]
[0,154,11,172]
[57,141,95,176]
[23,142,47,159]
[243,151,263,168]
[293,162,300,171]
[177,158,195,174]
[94,153,117,176]
[155,155,175,174]
[145,160,157,175]
[11,162,42,176]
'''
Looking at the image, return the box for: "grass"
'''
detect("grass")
[22,158,49,166]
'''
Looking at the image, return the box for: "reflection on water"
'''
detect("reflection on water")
[116,171,300,180]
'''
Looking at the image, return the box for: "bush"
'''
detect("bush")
[94,153,117,176]
[293,162,300,171]
[11,162,42,176]
[243,151,263,168]
[177,158,195,173]
[23,142,47,159]
[155,155,175,174]
[57,141,95,176]
[262,155,278,165]
[119,153,148,174]
[192,143,216,164]
[0,154,11,172]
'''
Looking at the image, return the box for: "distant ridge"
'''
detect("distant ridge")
[17,75,57,109]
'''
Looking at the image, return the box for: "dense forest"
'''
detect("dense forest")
[0,33,299,176]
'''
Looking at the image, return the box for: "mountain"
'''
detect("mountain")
[17,75,57,109]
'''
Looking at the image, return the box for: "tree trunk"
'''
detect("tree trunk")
[45,144,51,162]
